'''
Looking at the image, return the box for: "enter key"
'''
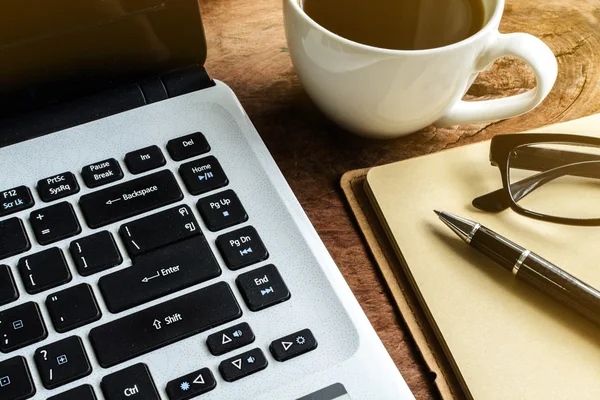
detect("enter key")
[99,236,221,313]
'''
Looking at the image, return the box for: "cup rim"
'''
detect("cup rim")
[287,0,505,54]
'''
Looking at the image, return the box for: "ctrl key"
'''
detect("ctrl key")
[102,363,160,400]
[0,356,36,400]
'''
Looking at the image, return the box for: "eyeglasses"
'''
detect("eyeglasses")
[472,133,600,226]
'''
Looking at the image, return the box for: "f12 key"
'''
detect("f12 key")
[1,186,34,218]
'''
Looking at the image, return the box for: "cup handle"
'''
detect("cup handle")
[435,32,558,127]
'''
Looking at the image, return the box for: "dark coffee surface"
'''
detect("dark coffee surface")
[302,0,485,50]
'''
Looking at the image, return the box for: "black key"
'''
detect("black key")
[81,158,124,188]
[197,190,248,231]
[0,218,31,260]
[218,348,268,382]
[125,145,166,175]
[102,364,159,400]
[99,235,221,313]
[179,156,228,195]
[216,226,268,270]
[46,284,101,333]
[90,282,242,368]
[70,231,122,276]
[1,186,34,218]
[167,132,210,161]
[206,322,255,356]
[48,384,97,400]
[17,248,71,294]
[0,356,36,400]
[119,205,200,258]
[236,264,290,311]
[270,329,318,362]
[0,302,47,353]
[34,336,92,389]
[166,368,216,400]
[30,202,81,245]
[0,265,19,306]
[37,172,80,202]
[79,170,183,229]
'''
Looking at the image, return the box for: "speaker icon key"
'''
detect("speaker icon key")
[206,322,255,356]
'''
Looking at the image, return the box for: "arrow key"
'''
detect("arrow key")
[270,329,318,362]
[219,348,267,382]
[206,322,254,356]
[166,368,216,400]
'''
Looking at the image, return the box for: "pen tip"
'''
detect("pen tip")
[434,210,442,217]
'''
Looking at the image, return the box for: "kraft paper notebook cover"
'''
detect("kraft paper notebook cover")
[359,114,600,399]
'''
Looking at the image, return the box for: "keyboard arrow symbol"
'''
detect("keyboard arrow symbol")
[105,198,122,205]
[222,334,232,345]
[232,359,242,370]
[193,373,205,385]
[282,341,293,351]
[142,271,160,283]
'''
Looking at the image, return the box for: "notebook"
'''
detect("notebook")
[362,114,600,399]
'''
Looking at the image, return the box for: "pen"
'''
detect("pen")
[435,210,600,327]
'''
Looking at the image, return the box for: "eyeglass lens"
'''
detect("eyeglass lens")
[507,142,600,220]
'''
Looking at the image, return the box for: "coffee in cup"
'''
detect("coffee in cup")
[284,0,558,139]
[302,0,485,51]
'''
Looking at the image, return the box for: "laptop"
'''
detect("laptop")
[0,1,414,399]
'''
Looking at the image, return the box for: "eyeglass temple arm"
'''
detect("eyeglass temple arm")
[503,145,600,172]
[473,160,600,212]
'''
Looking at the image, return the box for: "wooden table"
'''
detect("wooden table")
[201,0,600,397]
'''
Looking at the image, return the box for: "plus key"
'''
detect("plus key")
[30,202,81,245]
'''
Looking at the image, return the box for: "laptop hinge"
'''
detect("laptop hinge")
[0,65,215,148]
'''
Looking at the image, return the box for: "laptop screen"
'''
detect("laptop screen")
[0,0,207,119]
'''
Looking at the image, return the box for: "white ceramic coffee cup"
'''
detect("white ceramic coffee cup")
[283,0,558,139]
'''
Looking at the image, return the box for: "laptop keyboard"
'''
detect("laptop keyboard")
[0,131,317,399]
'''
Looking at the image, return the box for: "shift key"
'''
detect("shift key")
[79,170,183,228]
[90,282,242,368]
[99,235,221,313]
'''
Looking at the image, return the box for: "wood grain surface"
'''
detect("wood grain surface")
[200,0,600,398]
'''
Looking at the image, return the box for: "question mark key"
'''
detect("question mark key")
[34,336,92,389]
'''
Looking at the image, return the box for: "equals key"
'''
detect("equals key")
[119,205,201,258]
